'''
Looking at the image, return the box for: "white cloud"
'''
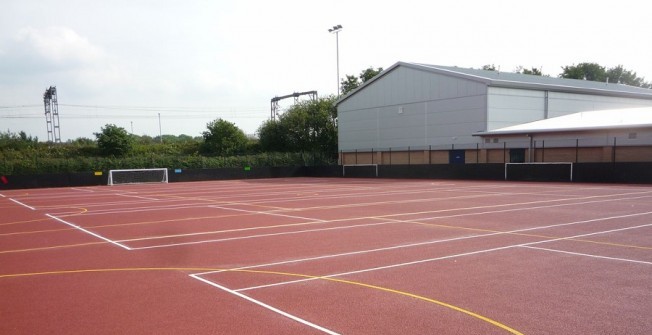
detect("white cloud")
[15,26,105,68]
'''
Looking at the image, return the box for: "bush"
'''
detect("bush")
[95,124,133,157]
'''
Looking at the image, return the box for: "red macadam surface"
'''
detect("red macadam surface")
[1,178,651,334]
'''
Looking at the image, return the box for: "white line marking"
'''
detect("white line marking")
[45,214,131,250]
[134,194,652,249]
[68,204,210,217]
[115,217,327,242]
[193,232,502,276]
[117,193,159,201]
[235,244,517,292]
[209,205,327,222]
[233,220,652,292]
[525,222,652,246]
[521,246,652,265]
[127,221,393,250]
[0,193,6,198]
[196,211,652,277]
[189,274,340,335]
[9,198,35,210]
[71,188,95,193]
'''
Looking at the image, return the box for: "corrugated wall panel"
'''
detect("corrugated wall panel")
[547,92,652,118]
[487,87,545,131]
[338,66,488,151]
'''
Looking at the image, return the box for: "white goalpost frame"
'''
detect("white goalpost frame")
[504,162,573,181]
[342,164,379,177]
[107,168,169,186]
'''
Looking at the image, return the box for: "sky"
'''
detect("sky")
[1,0,651,142]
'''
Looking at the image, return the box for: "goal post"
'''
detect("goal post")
[108,168,169,185]
[505,162,573,182]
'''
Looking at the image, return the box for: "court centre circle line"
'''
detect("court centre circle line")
[0,267,523,335]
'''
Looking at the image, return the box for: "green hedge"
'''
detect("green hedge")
[0,152,336,176]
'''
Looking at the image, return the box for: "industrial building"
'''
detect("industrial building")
[336,62,652,165]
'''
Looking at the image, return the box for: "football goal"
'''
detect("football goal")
[107,168,169,185]
[505,162,573,182]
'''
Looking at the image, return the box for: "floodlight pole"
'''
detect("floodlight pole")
[328,24,343,96]
[158,113,162,143]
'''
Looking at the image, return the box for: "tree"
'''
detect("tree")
[515,66,543,76]
[340,75,360,96]
[200,118,248,156]
[560,63,651,88]
[0,131,38,150]
[606,65,651,88]
[94,124,133,157]
[482,64,497,71]
[560,62,606,81]
[257,96,337,153]
[340,66,384,95]
[257,119,287,152]
[360,67,383,83]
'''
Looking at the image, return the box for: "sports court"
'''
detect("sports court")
[1,177,651,334]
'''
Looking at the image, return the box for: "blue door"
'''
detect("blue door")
[449,150,465,164]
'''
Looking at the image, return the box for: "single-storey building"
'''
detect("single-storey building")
[336,62,652,165]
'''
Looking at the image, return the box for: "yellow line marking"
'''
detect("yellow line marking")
[90,212,258,229]
[0,242,106,254]
[2,213,649,253]
[384,217,652,250]
[0,208,87,227]
[0,218,50,227]
[0,267,205,278]
[0,267,523,335]
[161,194,290,211]
[54,207,88,215]
[0,227,72,237]
[571,238,652,250]
[324,276,524,335]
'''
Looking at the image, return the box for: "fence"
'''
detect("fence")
[339,137,652,166]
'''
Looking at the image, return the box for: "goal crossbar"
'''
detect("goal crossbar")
[108,168,169,185]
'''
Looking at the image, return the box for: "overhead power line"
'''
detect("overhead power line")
[0,103,269,119]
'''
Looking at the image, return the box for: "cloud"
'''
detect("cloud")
[0,26,108,79]
[15,26,104,68]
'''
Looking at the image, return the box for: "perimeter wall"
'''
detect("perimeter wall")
[1,163,652,190]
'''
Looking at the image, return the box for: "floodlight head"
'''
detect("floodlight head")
[328,25,343,33]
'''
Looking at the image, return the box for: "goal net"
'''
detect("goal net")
[505,162,573,182]
[108,168,169,185]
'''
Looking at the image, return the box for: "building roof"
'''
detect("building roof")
[414,63,652,95]
[336,62,652,105]
[474,107,652,136]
